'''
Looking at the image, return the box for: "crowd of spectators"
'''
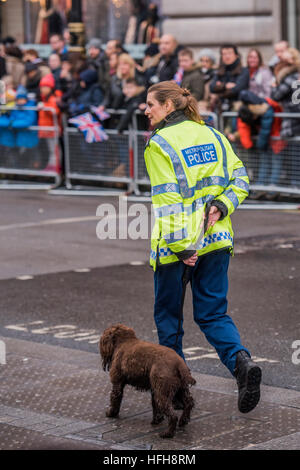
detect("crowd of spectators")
[0,30,299,191]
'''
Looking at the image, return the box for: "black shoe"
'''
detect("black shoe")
[234,350,262,413]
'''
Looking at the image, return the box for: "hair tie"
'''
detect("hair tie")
[182,88,190,97]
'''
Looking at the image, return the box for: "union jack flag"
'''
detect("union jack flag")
[69,112,109,143]
[90,106,111,121]
[173,67,184,85]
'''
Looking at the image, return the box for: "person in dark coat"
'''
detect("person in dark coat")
[198,48,217,85]
[58,58,87,114]
[23,62,42,100]
[116,78,147,133]
[108,78,147,179]
[68,69,103,117]
[101,53,145,110]
[210,43,249,111]
[0,54,6,79]
[148,34,183,85]
[177,48,205,101]
[271,47,300,137]
[86,38,111,96]
[49,33,68,61]
[271,47,300,187]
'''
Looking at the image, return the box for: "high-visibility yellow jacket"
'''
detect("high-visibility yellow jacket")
[144,111,249,271]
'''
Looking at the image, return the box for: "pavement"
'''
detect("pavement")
[0,190,300,452]
[1,334,300,451]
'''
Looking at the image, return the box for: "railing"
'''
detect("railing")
[0,104,299,196]
[220,111,300,195]
[63,110,136,193]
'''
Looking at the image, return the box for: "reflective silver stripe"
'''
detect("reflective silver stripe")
[223,189,239,208]
[164,227,188,244]
[152,182,181,196]
[232,167,248,178]
[153,178,226,199]
[206,126,229,183]
[155,196,216,218]
[230,177,250,193]
[185,197,204,216]
[152,134,192,198]
[196,176,227,190]
[154,202,184,218]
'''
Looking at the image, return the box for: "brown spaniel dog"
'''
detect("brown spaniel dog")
[99,323,196,438]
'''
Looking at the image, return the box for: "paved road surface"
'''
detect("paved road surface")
[0,190,299,391]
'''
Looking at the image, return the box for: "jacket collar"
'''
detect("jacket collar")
[146,110,188,147]
[155,109,188,131]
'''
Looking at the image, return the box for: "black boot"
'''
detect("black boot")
[234,350,262,413]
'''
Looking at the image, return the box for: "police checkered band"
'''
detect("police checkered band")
[150,231,233,260]
[199,231,233,249]
[150,247,173,260]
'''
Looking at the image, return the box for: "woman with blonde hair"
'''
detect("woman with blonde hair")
[101,53,145,109]
[116,53,136,80]
[144,80,262,414]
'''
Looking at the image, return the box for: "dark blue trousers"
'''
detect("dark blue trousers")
[154,250,250,375]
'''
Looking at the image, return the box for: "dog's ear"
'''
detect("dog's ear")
[99,327,116,371]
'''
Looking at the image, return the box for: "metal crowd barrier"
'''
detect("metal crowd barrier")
[4,103,298,197]
[220,111,300,196]
[64,110,219,195]
[0,105,61,189]
[64,110,137,193]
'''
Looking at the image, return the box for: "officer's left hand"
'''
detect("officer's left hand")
[206,205,221,229]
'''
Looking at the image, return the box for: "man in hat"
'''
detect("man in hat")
[86,38,103,66]
[86,38,110,95]
[23,62,42,100]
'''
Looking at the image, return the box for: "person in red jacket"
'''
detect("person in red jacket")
[237,96,286,194]
[38,73,62,172]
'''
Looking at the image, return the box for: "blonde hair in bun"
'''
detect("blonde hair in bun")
[148,81,202,123]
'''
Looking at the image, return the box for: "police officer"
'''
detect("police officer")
[144,81,262,414]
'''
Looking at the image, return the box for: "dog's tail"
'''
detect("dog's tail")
[178,363,196,386]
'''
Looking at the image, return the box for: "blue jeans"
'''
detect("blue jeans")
[154,250,250,375]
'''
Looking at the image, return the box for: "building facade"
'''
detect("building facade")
[161,0,283,61]
[0,0,299,62]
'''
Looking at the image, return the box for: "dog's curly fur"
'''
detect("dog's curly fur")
[99,323,196,438]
